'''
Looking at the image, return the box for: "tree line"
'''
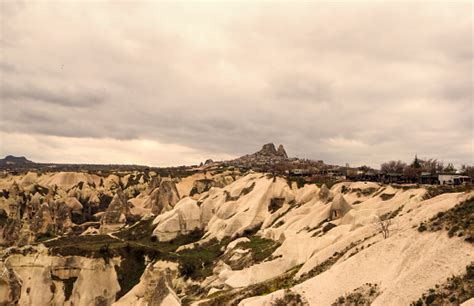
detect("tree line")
[380,156,474,179]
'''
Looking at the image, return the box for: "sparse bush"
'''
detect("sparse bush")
[410,263,474,305]
[375,217,392,239]
[332,283,380,305]
[418,223,427,232]
[380,193,395,201]
[272,290,307,305]
[236,237,280,263]
[417,198,473,242]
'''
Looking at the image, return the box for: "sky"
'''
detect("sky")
[0,1,472,168]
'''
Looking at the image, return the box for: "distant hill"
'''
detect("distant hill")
[0,155,35,166]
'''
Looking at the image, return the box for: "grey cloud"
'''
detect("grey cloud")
[0,2,472,167]
[0,62,16,73]
[2,84,106,107]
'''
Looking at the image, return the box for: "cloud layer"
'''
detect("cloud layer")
[1,2,472,167]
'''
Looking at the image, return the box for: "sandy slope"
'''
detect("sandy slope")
[238,189,473,306]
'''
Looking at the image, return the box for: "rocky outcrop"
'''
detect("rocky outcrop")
[152,198,201,241]
[227,143,290,169]
[190,179,215,196]
[277,144,288,158]
[258,143,278,156]
[114,261,180,306]
[0,253,120,305]
[0,265,22,304]
[318,184,333,202]
[328,194,352,220]
[100,190,131,233]
[0,155,34,166]
[30,203,54,234]
[151,179,180,215]
[153,173,295,241]
[50,201,74,234]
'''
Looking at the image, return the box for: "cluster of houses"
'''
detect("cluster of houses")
[289,166,471,186]
[209,143,472,186]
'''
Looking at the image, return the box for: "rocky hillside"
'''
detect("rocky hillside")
[225,143,291,170]
[0,169,472,305]
[0,155,34,166]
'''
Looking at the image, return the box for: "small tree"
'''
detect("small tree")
[375,217,392,239]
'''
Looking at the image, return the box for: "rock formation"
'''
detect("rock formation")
[328,194,352,220]
[0,167,472,306]
[150,179,180,215]
[100,190,131,232]
[227,143,290,170]
[258,143,278,156]
[277,144,288,158]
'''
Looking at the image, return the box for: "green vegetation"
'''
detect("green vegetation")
[272,290,308,306]
[299,236,376,283]
[351,187,378,197]
[332,283,380,306]
[379,193,395,201]
[176,238,228,280]
[411,263,473,305]
[269,198,285,213]
[44,234,126,257]
[417,197,474,243]
[44,224,205,297]
[202,265,302,306]
[240,182,256,197]
[380,205,404,221]
[422,185,473,200]
[236,237,281,263]
[35,232,57,242]
[63,277,77,301]
[205,235,375,306]
[115,247,147,299]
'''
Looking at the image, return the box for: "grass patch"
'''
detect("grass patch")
[333,283,380,306]
[380,205,404,221]
[272,290,308,305]
[45,228,206,298]
[422,185,472,200]
[236,237,281,263]
[417,197,474,243]
[201,265,302,306]
[411,263,473,306]
[379,193,395,201]
[114,247,147,299]
[176,238,229,280]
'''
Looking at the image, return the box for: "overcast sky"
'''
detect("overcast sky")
[0,1,472,167]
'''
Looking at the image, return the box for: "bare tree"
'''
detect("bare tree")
[460,165,474,180]
[421,158,443,174]
[380,160,407,173]
[375,217,392,239]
